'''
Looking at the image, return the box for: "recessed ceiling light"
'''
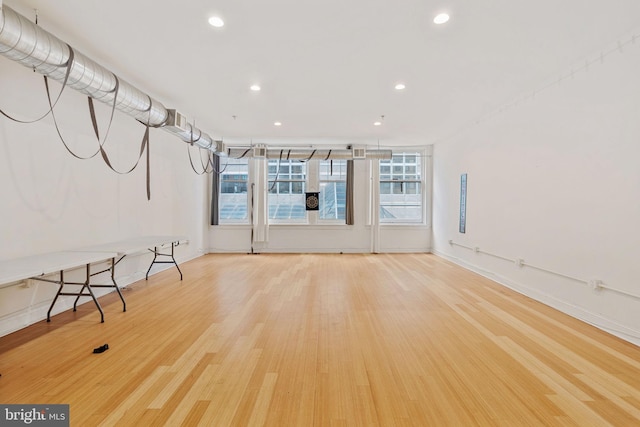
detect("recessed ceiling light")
[274,121,282,126]
[208,16,225,27]
[433,13,450,24]
[250,84,261,91]
[374,121,382,126]
[395,83,406,90]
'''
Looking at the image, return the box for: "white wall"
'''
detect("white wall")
[0,55,208,336]
[432,39,640,345]
[208,154,432,254]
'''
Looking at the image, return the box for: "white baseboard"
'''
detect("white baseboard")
[205,247,430,254]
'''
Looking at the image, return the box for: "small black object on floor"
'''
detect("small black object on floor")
[93,344,109,354]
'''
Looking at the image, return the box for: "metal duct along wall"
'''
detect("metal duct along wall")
[0,5,217,151]
[226,148,392,160]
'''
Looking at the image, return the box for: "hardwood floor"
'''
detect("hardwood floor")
[1,253,640,426]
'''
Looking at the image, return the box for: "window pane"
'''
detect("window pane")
[320,160,347,180]
[319,181,346,220]
[319,160,347,221]
[392,182,403,194]
[219,158,249,223]
[268,159,307,221]
[379,152,422,223]
[292,182,304,194]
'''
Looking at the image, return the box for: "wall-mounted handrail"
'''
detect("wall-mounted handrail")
[448,239,640,301]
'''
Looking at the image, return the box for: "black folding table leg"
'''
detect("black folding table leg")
[83,264,104,323]
[47,271,64,322]
[145,243,183,280]
[69,264,104,322]
[73,284,86,311]
[171,243,183,280]
[111,257,126,312]
[145,248,158,280]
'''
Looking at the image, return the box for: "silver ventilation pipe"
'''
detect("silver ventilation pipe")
[226,147,392,160]
[0,4,218,151]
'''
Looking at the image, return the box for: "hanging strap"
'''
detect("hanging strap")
[235,148,251,159]
[48,73,119,160]
[98,125,149,175]
[95,93,153,199]
[2,41,153,200]
[146,131,150,200]
[301,149,316,162]
[211,153,229,174]
[96,125,151,200]
[187,145,216,175]
[186,124,217,175]
[0,44,75,123]
[268,149,284,192]
[88,75,120,144]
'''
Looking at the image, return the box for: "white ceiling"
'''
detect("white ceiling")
[5,0,640,148]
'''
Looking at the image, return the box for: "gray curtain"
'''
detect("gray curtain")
[346,160,354,225]
[210,155,220,225]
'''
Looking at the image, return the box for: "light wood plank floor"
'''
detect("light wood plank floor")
[1,253,640,426]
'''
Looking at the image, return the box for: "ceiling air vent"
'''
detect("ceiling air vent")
[215,140,226,153]
[253,145,267,158]
[165,109,188,133]
[352,146,367,159]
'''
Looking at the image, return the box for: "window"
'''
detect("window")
[218,158,249,223]
[379,152,423,223]
[214,155,354,226]
[268,159,307,221]
[319,160,347,220]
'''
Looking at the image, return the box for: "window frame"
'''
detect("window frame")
[378,151,425,224]
[318,159,348,223]
[217,157,250,224]
[268,159,308,223]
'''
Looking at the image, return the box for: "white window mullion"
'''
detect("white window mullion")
[369,159,381,252]
[252,158,269,243]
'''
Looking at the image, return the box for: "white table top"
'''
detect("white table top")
[0,236,186,286]
[72,235,187,256]
[0,250,117,285]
